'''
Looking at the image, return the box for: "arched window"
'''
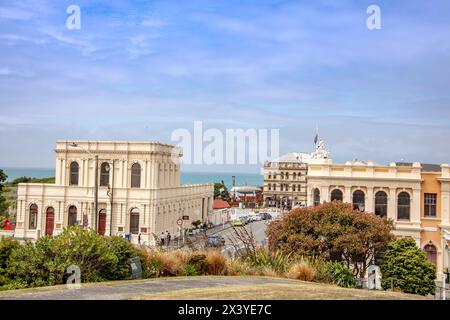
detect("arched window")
[375,191,388,218]
[130,208,139,235]
[292,185,296,192]
[68,205,77,226]
[293,173,297,180]
[131,163,141,188]
[313,188,320,206]
[268,174,272,180]
[29,204,38,229]
[397,192,410,220]
[100,162,110,187]
[268,184,272,191]
[286,173,289,180]
[353,190,365,211]
[280,184,284,191]
[273,184,277,191]
[331,189,343,202]
[70,162,79,186]
[273,173,277,180]
[281,172,284,180]
[424,244,437,266]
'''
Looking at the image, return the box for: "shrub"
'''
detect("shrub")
[325,262,357,288]
[188,254,208,275]
[158,250,185,276]
[204,250,227,275]
[0,238,20,286]
[141,249,164,278]
[286,260,316,282]
[104,236,144,280]
[246,248,291,274]
[225,259,256,276]
[182,264,198,277]
[380,238,436,296]
[6,227,118,288]
[267,202,394,277]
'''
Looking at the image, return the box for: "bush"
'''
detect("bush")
[245,248,291,274]
[104,236,144,280]
[0,238,20,287]
[204,250,227,275]
[380,238,436,296]
[182,264,198,277]
[286,260,316,282]
[188,254,208,275]
[6,228,118,288]
[325,262,357,288]
[225,259,257,276]
[4,227,148,289]
[267,202,394,277]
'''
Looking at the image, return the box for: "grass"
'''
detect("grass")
[128,279,430,300]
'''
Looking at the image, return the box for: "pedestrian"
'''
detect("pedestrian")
[167,232,172,246]
[160,232,165,246]
[138,233,141,245]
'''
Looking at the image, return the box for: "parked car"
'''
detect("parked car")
[259,212,272,220]
[242,215,252,224]
[251,214,262,222]
[231,219,245,227]
[206,235,226,247]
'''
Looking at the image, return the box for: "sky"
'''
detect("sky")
[1,0,450,173]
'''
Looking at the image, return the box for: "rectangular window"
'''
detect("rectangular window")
[424,193,437,217]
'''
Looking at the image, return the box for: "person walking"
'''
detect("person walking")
[167,232,172,247]
[160,232,165,246]
[138,233,141,245]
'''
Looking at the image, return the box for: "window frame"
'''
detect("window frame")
[397,192,411,220]
[69,161,79,186]
[374,191,388,218]
[29,204,38,230]
[131,163,141,188]
[424,193,437,217]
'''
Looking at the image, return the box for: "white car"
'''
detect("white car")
[251,215,263,222]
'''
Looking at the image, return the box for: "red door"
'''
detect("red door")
[45,207,55,236]
[98,209,106,236]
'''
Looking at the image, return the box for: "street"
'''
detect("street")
[212,220,270,256]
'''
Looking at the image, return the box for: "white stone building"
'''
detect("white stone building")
[14,141,214,245]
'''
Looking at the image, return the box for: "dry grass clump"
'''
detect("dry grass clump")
[286,261,316,282]
[225,259,257,276]
[204,250,227,275]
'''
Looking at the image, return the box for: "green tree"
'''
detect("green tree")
[0,169,9,214]
[380,237,436,296]
[267,202,394,278]
[214,181,230,202]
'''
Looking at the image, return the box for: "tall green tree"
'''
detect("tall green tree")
[380,237,436,296]
[214,181,230,202]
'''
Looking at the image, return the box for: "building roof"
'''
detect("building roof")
[271,152,311,163]
[213,199,231,209]
[396,162,442,172]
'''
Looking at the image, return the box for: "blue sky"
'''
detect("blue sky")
[1,0,450,172]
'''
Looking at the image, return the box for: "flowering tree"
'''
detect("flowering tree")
[267,201,394,278]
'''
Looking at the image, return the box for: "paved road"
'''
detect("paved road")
[0,277,295,300]
[214,220,269,256]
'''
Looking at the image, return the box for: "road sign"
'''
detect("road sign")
[177,219,183,226]
[183,215,189,220]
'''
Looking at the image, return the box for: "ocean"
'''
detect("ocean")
[1,167,263,189]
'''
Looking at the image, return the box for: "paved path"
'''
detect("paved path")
[0,277,296,300]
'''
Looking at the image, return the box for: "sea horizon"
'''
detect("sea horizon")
[1,167,264,189]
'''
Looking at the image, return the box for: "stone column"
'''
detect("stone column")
[388,188,397,220]
[366,187,374,213]
[411,188,421,224]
